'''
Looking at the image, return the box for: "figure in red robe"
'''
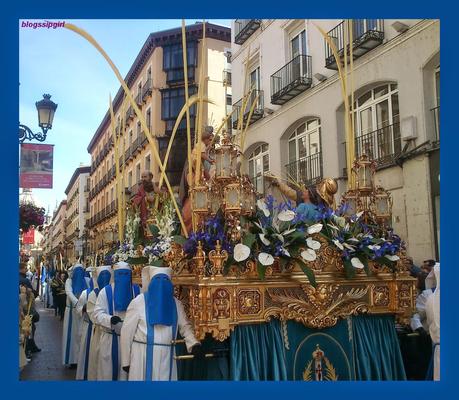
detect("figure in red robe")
[131,171,162,233]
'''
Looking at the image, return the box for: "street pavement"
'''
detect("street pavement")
[20,300,76,381]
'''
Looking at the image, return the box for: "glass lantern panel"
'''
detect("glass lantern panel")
[377,197,388,214]
[195,191,207,208]
[227,188,239,207]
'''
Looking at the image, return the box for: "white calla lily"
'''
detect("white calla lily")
[258,252,274,266]
[274,234,285,243]
[334,216,346,228]
[282,248,291,257]
[333,240,344,250]
[259,234,271,246]
[233,243,251,262]
[355,211,364,219]
[278,210,295,222]
[306,237,321,250]
[307,223,323,235]
[351,257,365,269]
[343,243,356,251]
[301,248,317,262]
[257,199,270,217]
[385,254,400,261]
[368,245,381,251]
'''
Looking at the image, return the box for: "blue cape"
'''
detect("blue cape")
[113,269,133,312]
[72,266,88,297]
[97,270,111,290]
[146,273,176,326]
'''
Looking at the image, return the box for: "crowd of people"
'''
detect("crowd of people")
[22,261,204,381]
[398,258,441,381]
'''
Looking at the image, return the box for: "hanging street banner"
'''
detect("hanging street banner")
[20,143,54,189]
[22,228,35,245]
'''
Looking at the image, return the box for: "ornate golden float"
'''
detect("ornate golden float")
[164,138,416,342]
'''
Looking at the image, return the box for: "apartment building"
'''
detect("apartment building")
[231,19,440,263]
[64,165,91,263]
[50,200,67,261]
[86,22,231,255]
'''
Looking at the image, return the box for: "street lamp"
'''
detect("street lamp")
[19,94,58,143]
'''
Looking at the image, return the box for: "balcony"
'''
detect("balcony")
[271,55,312,105]
[343,122,401,173]
[234,19,262,45]
[232,89,264,129]
[135,92,143,106]
[142,79,152,101]
[285,152,323,188]
[325,19,384,70]
[223,69,232,86]
[126,106,135,122]
[431,106,440,147]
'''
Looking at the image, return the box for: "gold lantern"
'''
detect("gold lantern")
[215,135,236,180]
[209,187,222,215]
[191,184,210,214]
[352,154,376,193]
[223,182,242,213]
[371,187,393,221]
[341,189,360,216]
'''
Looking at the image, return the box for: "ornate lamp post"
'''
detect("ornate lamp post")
[19,94,58,143]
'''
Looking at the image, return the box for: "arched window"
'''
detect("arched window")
[287,118,322,185]
[248,143,269,194]
[352,83,400,163]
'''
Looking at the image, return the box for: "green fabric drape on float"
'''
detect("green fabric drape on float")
[352,314,406,380]
[230,320,288,380]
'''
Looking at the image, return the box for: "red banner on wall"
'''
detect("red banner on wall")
[22,229,35,244]
[20,143,54,189]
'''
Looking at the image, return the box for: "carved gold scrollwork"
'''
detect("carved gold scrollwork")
[212,288,231,319]
[265,284,369,329]
[237,289,262,316]
[372,285,390,307]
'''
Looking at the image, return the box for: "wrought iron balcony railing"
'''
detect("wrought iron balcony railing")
[234,19,262,45]
[343,122,401,174]
[285,152,323,188]
[126,106,135,122]
[142,79,152,101]
[431,105,440,146]
[232,89,264,129]
[325,19,384,70]
[271,55,313,105]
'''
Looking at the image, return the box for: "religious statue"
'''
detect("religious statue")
[130,171,164,239]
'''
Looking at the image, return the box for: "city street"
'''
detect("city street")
[20,300,76,381]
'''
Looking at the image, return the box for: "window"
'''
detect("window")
[226,94,232,106]
[145,155,151,172]
[352,84,400,163]
[128,171,133,188]
[161,86,198,131]
[163,41,198,83]
[250,67,261,91]
[248,143,269,194]
[129,130,133,147]
[137,121,141,137]
[146,108,151,129]
[290,30,307,80]
[136,163,141,184]
[291,30,307,58]
[147,67,152,82]
[287,119,322,185]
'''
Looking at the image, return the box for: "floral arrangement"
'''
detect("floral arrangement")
[233,196,318,284]
[179,211,233,258]
[315,204,403,278]
[19,202,45,232]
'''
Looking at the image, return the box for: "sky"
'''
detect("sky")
[19,19,231,214]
